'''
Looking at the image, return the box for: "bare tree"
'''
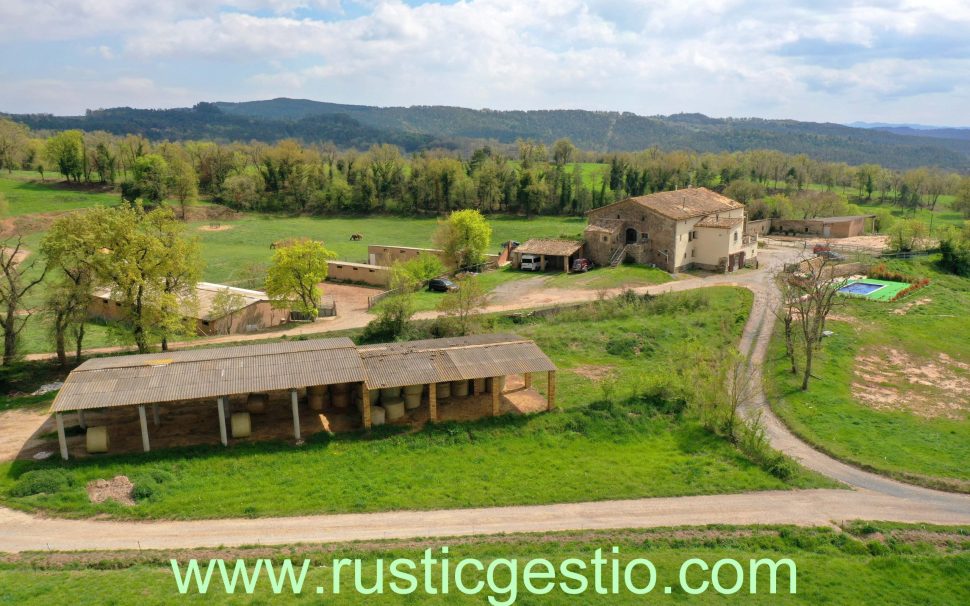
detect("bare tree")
[771,266,800,375]
[1,237,48,364]
[786,256,845,390]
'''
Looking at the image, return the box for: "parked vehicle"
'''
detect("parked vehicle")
[520,254,541,271]
[813,243,832,254]
[427,278,458,292]
[572,258,592,272]
[817,250,845,261]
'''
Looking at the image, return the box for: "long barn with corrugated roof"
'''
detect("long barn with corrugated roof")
[49,334,556,460]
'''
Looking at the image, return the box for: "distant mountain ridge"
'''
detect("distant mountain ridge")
[5,98,970,171]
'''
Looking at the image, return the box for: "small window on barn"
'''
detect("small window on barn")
[734,231,739,242]
[115,301,122,307]
[641,215,645,221]
[369,269,375,273]
[602,236,608,242]
[353,267,358,271]
[202,320,210,326]
[617,214,621,219]
[692,249,696,257]
[804,227,809,233]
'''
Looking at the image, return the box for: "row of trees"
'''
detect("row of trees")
[3,118,968,220]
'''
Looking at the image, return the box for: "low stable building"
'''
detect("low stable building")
[48,334,557,459]
[510,239,585,272]
[89,282,291,336]
[769,215,875,238]
[585,187,758,273]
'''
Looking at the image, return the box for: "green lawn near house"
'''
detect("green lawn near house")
[0,523,966,605]
[0,287,833,520]
[768,258,970,491]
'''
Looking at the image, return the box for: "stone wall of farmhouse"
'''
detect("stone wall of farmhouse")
[587,200,680,271]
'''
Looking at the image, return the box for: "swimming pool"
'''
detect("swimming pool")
[838,282,885,296]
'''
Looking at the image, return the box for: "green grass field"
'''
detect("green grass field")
[768,258,970,491]
[0,288,833,520]
[0,172,121,216]
[1,524,966,605]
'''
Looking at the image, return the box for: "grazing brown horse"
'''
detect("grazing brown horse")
[350,233,363,241]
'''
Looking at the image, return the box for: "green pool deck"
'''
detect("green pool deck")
[838,278,910,301]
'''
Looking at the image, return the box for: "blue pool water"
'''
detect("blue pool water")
[838,282,884,296]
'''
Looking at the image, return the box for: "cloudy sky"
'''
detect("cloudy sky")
[0,0,967,125]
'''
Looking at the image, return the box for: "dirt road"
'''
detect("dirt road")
[2,244,968,553]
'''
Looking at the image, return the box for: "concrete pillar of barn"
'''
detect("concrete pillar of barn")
[152,404,160,427]
[429,383,438,422]
[138,405,150,453]
[56,413,68,461]
[564,255,570,273]
[524,372,532,389]
[77,410,87,429]
[361,383,372,430]
[217,397,228,446]
[540,255,546,271]
[291,389,301,440]
[547,370,556,411]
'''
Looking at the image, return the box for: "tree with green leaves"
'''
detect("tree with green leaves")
[91,204,202,353]
[433,209,492,271]
[43,130,84,182]
[436,274,488,336]
[1,236,48,364]
[40,211,102,366]
[129,154,170,204]
[265,238,336,319]
[0,119,30,173]
[167,155,198,219]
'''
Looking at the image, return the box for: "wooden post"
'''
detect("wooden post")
[152,403,160,427]
[77,410,87,429]
[138,405,150,452]
[56,413,68,461]
[524,372,532,389]
[361,383,372,430]
[428,383,437,422]
[491,376,500,416]
[291,389,301,440]
[547,370,556,411]
[564,255,570,273]
[217,397,228,446]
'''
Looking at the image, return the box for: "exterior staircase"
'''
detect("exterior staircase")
[609,245,629,268]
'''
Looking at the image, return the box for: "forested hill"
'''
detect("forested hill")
[6,98,970,171]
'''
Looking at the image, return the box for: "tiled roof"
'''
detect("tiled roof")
[591,187,743,221]
[514,239,584,256]
[696,216,744,229]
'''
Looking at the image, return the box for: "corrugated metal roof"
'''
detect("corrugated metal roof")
[51,334,556,412]
[51,338,365,412]
[360,334,556,389]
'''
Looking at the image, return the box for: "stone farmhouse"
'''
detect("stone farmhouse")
[584,187,758,273]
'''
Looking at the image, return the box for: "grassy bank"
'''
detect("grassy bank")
[767,258,970,491]
[1,523,966,605]
[0,288,833,520]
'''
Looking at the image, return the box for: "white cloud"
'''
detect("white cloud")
[1,1,968,123]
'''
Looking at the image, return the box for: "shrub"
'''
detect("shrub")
[10,469,74,497]
[130,468,173,501]
[605,334,640,357]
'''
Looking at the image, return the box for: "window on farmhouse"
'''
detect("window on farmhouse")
[734,232,739,242]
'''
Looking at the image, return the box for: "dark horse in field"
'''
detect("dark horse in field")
[350,233,363,241]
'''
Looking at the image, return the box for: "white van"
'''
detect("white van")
[520,254,541,271]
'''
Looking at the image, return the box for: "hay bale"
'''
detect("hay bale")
[436,382,451,400]
[369,388,380,403]
[451,380,469,397]
[246,393,268,414]
[332,390,349,409]
[383,397,406,421]
[231,412,251,438]
[85,426,109,454]
[308,385,330,411]
[473,378,486,394]
[371,405,386,426]
[404,392,422,410]
[380,386,402,401]
[403,384,423,396]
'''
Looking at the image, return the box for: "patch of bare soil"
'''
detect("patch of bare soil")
[0,408,54,461]
[87,476,136,506]
[852,348,970,419]
[0,212,71,238]
[182,204,241,222]
[572,364,617,382]
[892,297,932,315]
[197,223,234,232]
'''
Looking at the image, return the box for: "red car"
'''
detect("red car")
[571,258,593,272]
